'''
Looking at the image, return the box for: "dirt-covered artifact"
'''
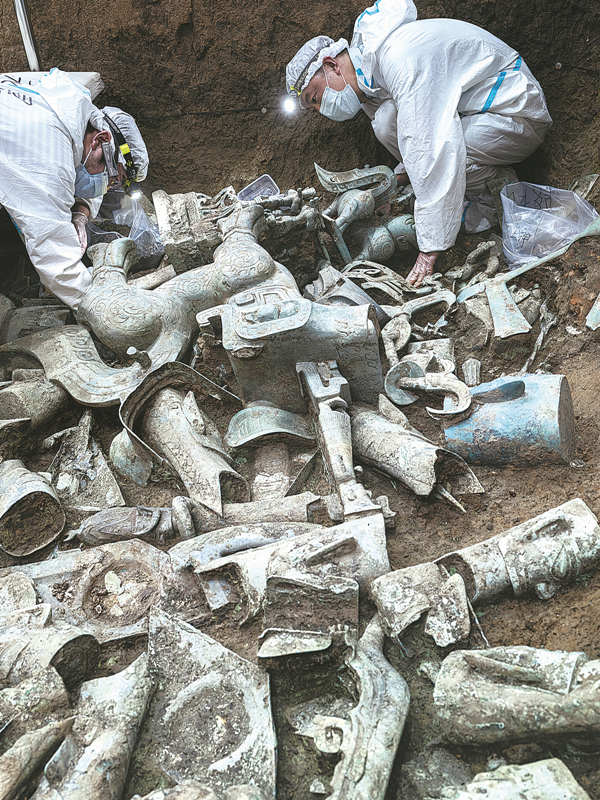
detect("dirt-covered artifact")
[288,617,409,800]
[1,540,168,643]
[0,459,65,556]
[434,646,600,747]
[438,759,591,800]
[31,654,153,800]
[49,410,125,510]
[168,513,389,625]
[0,666,70,748]
[0,604,98,689]
[350,395,483,507]
[0,371,70,453]
[0,718,73,800]
[145,611,276,798]
[65,491,332,546]
[131,785,268,800]
[372,499,600,645]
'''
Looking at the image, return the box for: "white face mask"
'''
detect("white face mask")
[319,67,362,122]
[74,142,108,199]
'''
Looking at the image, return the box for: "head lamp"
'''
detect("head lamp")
[102,112,138,192]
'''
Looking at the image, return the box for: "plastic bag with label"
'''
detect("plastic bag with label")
[501,181,599,266]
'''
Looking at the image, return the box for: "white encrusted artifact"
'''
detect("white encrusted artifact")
[146,611,276,798]
[0,540,168,643]
[32,654,153,799]
[438,759,591,799]
[290,617,409,799]
[0,604,98,689]
[433,646,600,746]
[372,499,600,645]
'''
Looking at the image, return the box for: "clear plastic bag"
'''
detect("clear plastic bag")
[128,201,164,261]
[86,222,124,246]
[501,182,599,266]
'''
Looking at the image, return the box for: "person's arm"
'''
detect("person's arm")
[377,44,467,280]
[71,202,90,255]
[7,198,91,309]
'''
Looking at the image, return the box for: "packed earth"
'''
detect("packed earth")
[0,1,599,799]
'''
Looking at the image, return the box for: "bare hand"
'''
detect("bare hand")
[406,251,439,287]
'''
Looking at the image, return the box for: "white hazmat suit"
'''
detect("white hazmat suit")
[0,69,107,308]
[289,0,552,254]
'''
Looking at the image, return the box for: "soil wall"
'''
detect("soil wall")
[1,0,598,196]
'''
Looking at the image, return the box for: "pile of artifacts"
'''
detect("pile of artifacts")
[1,163,600,800]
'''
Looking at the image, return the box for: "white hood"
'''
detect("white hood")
[350,0,417,91]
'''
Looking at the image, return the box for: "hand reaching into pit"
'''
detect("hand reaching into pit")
[406,251,439,287]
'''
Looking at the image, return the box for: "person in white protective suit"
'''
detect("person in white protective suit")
[0,69,148,309]
[286,0,552,286]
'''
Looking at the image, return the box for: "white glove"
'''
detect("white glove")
[71,211,88,256]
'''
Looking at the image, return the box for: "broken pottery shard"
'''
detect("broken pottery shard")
[0,717,73,800]
[146,611,276,798]
[371,563,471,647]
[0,459,65,556]
[168,513,389,624]
[293,617,409,800]
[0,666,70,748]
[32,654,153,800]
[0,571,36,611]
[433,646,600,746]
[51,410,125,510]
[440,759,591,800]
[350,399,483,499]
[0,604,98,690]
[0,540,168,643]
[439,498,600,602]
[443,374,575,466]
[139,387,248,515]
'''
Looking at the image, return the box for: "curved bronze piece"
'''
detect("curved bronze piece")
[0,202,299,407]
[314,162,398,205]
